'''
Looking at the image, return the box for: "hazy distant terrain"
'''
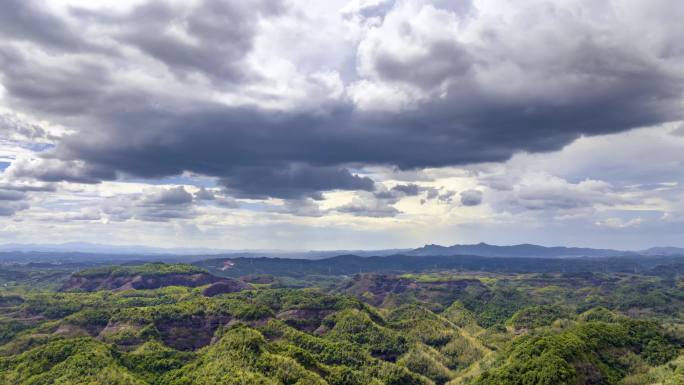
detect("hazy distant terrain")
[0,242,682,264]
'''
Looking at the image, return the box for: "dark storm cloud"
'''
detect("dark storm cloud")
[109,0,284,82]
[0,180,55,217]
[20,88,683,198]
[460,190,483,206]
[41,72,681,199]
[437,190,457,203]
[339,183,457,218]
[0,0,86,51]
[0,203,28,217]
[391,184,421,196]
[142,186,193,205]
[0,189,29,216]
[219,164,375,200]
[0,47,114,116]
[370,40,472,90]
[194,188,216,201]
[0,190,25,201]
[1,0,683,200]
[10,159,116,184]
[376,183,451,204]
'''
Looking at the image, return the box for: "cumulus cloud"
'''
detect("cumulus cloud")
[40,208,102,223]
[101,0,285,83]
[94,185,243,223]
[100,186,197,222]
[0,0,90,51]
[142,186,193,205]
[0,190,25,201]
[194,187,216,201]
[514,177,614,211]
[468,125,684,226]
[0,201,28,217]
[354,1,472,93]
[336,193,401,218]
[460,189,483,206]
[0,189,29,216]
[270,198,326,217]
[0,172,57,217]
[673,124,684,136]
[7,157,116,184]
[596,217,643,229]
[135,187,197,221]
[390,183,422,196]
[0,113,49,142]
[483,172,627,216]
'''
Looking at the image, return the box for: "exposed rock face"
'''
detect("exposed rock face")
[97,322,146,347]
[53,324,92,338]
[61,272,251,292]
[201,280,252,297]
[156,315,232,350]
[276,309,334,332]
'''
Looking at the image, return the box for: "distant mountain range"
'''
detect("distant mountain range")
[639,247,684,256]
[408,242,630,258]
[197,253,684,278]
[0,241,683,263]
[409,243,684,258]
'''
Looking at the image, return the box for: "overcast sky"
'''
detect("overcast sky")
[0,0,683,250]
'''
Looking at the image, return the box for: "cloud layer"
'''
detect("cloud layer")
[0,0,683,249]
[2,0,683,195]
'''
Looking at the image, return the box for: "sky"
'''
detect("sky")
[0,0,683,251]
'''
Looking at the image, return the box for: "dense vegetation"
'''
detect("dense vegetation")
[0,261,682,384]
[195,254,684,278]
[73,263,207,278]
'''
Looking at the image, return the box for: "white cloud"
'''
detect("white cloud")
[595,217,643,229]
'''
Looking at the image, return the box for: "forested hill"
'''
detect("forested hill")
[1,262,683,385]
[195,253,683,278]
[61,263,251,293]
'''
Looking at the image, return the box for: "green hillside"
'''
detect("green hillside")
[0,262,682,384]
